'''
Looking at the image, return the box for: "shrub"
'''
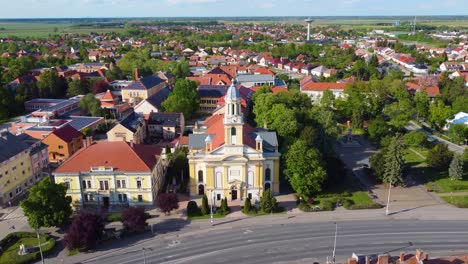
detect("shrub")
[121,207,150,233]
[0,232,56,264]
[404,130,427,146]
[219,197,230,214]
[106,213,122,222]
[186,201,199,217]
[242,198,252,214]
[348,203,383,210]
[156,193,179,215]
[200,195,209,215]
[260,189,277,213]
[63,211,104,250]
[298,202,312,212]
[427,144,454,170]
[320,200,335,211]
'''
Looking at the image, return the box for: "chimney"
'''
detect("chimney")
[424,253,429,261]
[377,255,389,264]
[400,252,405,263]
[130,140,134,148]
[365,256,371,264]
[134,68,139,80]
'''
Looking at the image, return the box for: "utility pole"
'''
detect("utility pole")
[36,229,44,264]
[385,180,393,216]
[332,222,338,264]
[142,247,146,264]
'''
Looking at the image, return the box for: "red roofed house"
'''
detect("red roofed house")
[188,83,281,202]
[300,80,347,103]
[53,140,167,208]
[42,125,83,163]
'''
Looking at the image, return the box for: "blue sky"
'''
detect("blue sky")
[1,0,468,18]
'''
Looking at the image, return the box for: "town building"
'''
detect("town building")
[121,70,168,106]
[0,131,48,206]
[42,125,83,163]
[107,112,147,144]
[53,140,167,208]
[300,78,347,103]
[188,83,281,203]
[133,87,171,115]
[146,112,185,141]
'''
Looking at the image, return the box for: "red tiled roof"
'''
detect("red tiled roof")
[405,82,440,97]
[179,136,189,145]
[101,89,117,101]
[301,82,347,91]
[204,114,257,150]
[48,125,82,143]
[254,67,275,76]
[54,141,161,173]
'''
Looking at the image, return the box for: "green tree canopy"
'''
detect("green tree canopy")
[383,135,405,186]
[162,79,199,119]
[449,154,464,181]
[429,100,452,129]
[414,90,430,119]
[79,93,103,117]
[20,177,72,229]
[427,144,454,170]
[285,140,327,199]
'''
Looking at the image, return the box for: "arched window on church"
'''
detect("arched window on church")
[265,168,271,181]
[231,127,237,145]
[198,170,203,182]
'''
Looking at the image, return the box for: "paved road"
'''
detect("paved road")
[75,220,468,264]
[405,121,466,155]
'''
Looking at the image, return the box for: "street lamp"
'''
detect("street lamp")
[142,247,153,264]
[332,222,338,264]
[36,229,44,264]
[385,180,393,216]
[210,190,214,226]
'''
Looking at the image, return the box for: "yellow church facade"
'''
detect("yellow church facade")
[188,83,280,204]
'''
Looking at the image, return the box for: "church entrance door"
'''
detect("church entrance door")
[231,189,238,200]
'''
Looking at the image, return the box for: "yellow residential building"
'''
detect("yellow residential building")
[188,83,281,204]
[53,141,167,208]
[0,132,48,206]
[121,71,168,106]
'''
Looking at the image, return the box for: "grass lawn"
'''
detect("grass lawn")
[0,236,48,264]
[442,195,468,208]
[0,22,125,37]
[187,213,227,220]
[403,145,468,193]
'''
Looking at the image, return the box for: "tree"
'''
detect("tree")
[285,140,327,199]
[452,96,468,113]
[268,104,298,138]
[121,206,150,233]
[155,193,179,215]
[260,189,277,214]
[63,211,104,250]
[20,177,72,229]
[449,154,464,181]
[404,130,427,146]
[429,100,452,129]
[37,70,66,98]
[92,80,111,95]
[383,135,405,186]
[67,79,88,97]
[448,124,467,145]
[200,194,209,215]
[172,60,190,79]
[79,93,103,117]
[320,90,335,109]
[162,79,199,119]
[186,201,199,217]
[427,144,454,170]
[367,117,390,142]
[384,99,414,130]
[242,198,252,213]
[219,198,230,214]
[370,149,386,182]
[414,90,430,119]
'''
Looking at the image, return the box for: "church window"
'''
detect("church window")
[198,170,203,182]
[265,168,271,181]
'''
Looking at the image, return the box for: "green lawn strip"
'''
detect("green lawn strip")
[442,195,468,208]
[0,234,53,264]
[187,213,228,220]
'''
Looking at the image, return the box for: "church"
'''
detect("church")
[188,82,281,204]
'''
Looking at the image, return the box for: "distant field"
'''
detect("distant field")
[0,22,125,37]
